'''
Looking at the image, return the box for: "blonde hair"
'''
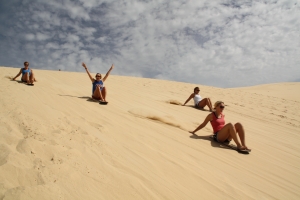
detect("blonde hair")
[214,101,224,109]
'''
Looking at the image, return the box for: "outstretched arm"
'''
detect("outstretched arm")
[82,63,94,82]
[12,69,22,80]
[182,93,194,106]
[102,64,114,82]
[189,113,212,134]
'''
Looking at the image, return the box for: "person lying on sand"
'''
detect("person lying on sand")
[189,101,251,152]
[82,62,114,103]
[12,61,36,85]
[182,87,213,111]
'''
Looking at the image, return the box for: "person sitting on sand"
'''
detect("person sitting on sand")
[12,61,36,85]
[182,87,213,111]
[82,62,114,103]
[189,101,251,152]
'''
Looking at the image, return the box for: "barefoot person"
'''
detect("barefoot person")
[82,62,114,103]
[182,87,213,111]
[189,101,251,152]
[12,61,36,85]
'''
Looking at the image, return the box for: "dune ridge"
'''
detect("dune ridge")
[0,66,300,200]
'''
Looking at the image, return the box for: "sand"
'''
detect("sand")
[0,66,300,200]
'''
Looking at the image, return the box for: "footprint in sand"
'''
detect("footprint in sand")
[16,139,31,154]
[88,122,104,132]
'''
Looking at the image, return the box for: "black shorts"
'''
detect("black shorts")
[213,132,231,143]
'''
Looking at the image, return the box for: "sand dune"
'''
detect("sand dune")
[0,66,300,200]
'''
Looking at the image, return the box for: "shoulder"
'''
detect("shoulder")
[206,113,213,121]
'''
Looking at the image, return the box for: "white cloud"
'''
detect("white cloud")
[25,34,35,40]
[36,33,51,41]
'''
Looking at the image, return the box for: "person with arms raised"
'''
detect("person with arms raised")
[82,62,114,104]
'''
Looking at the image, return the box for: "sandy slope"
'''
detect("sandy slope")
[0,66,300,200]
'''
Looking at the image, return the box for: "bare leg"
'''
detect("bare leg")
[207,98,213,111]
[22,73,30,83]
[93,85,105,101]
[29,71,36,84]
[217,123,247,150]
[101,87,107,101]
[234,123,251,150]
[198,98,213,111]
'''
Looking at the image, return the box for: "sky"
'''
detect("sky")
[0,0,299,88]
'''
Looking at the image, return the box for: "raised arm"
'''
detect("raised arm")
[12,69,22,80]
[189,113,212,134]
[102,64,114,82]
[82,63,94,82]
[182,93,195,106]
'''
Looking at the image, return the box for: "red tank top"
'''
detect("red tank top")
[210,112,225,133]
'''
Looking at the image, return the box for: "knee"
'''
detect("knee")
[235,122,243,129]
[227,122,235,130]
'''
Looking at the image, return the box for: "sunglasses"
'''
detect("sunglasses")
[24,64,29,66]
[219,105,225,109]
[96,75,101,77]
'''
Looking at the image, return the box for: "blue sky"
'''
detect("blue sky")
[0,0,299,87]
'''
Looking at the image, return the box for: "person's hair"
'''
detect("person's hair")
[194,87,200,92]
[24,61,29,65]
[95,73,102,77]
[214,101,224,109]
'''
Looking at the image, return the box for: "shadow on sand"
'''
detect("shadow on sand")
[189,134,233,151]
[185,105,211,112]
[58,94,98,102]
[190,134,249,154]
[167,100,211,112]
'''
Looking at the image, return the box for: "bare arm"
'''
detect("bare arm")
[182,93,195,106]
[189,113,212,134]
[12,69,22,80]
[82,63,94,82]
[102,64,114,82]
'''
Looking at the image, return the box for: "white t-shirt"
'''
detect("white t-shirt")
[193,94,202,106]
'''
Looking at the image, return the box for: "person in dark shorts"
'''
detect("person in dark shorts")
[182,87,213,111]
[12,61,36,85]
[189,101,251,152]
[82,62,114,103]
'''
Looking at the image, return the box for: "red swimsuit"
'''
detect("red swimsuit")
[210,112,225,133]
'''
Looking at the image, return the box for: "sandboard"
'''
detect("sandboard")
[99,101,108,105]
[209,135,250,154]
[26,83,34,86]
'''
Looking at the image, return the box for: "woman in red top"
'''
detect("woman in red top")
[190,101,250,151]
